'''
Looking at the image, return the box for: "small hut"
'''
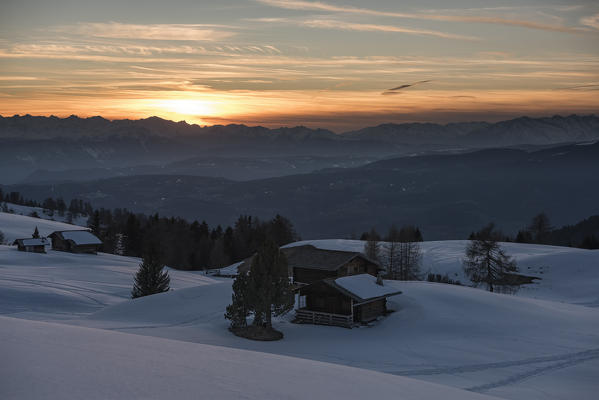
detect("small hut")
[48,230,102,254]
[295,274,401,328]
[12,238,47,253]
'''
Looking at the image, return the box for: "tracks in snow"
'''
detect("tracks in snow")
[390,348,599,393]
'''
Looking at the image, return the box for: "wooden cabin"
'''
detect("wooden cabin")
[48,230,102,254]
[296,274,401,328]
[12,238,47,253]
[237,245,382,284]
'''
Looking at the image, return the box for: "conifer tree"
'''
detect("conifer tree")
[131,249,170,298]
[225,272,251,329]
[248,240,293,329]
[32,226,40,239]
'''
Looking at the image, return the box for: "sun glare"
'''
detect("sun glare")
[159,99,215,117]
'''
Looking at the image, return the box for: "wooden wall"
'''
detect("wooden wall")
[355,299,386,323]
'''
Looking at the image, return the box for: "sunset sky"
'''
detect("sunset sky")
[1,0,598,131]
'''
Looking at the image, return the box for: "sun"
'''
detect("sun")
[160,99,215,117]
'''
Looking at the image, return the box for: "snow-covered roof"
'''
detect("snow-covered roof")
[332,274,401,302]
[13,238,46,246]
[56,230,102,245]
[236,244,381,275]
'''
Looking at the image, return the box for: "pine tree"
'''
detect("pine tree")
[131,250,171,298]
[225,272,251,329]
[528,212,553,244]
[463,225,518,293]
[32,226,40,239]
[247,240,294,329]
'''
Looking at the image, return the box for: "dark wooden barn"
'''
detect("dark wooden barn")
[48,230,102,254]
[12,238,47,253]
[295,274,401,328]
[237,245,382,284]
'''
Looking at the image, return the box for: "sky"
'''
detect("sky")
[0,0,598,131]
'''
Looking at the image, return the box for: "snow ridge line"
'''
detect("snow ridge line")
[467,349,599,392]
[389,348,599,376]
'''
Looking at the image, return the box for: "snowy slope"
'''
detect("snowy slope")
[2,213,598,400]
[0,245,217,320]
[79,281,599,400]
[1,316,501,400]
[1,202,88,228]
[284,240,599,306]
[0,209,87,243]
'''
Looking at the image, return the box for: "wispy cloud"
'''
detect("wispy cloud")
[54,22,236,41]
[580,13,599,30]
[301,20,476,40]
[382,80,432,95]
[257,0,590,33]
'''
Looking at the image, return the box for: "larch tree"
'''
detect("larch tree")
[363,228,381,263]
[384,225,422,280]
[463,224,518,293]
[131,249,171,299]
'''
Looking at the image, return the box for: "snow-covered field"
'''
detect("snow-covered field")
[1,316,500,400]
[0,207,88,244]
[286,239,599,306]
[0,202,88,238]
[1,213,598,400]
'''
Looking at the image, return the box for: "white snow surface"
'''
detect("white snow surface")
[58,229,102,245]
[0,245,216,320]
[334,273,401,300]
[1,316,500,400]
[1,217,598,400]
[285,239,599,306]
[0,210,88,243]
[1,202,89,228]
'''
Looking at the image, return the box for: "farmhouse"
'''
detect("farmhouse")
[12,238,47,253]
[296,274,401,328]
[48,230,102,254]
[238,245,382,284]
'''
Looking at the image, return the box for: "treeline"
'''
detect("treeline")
[87,210,299,270]
[0,188,93,221]
[0,188,300,269]
[514,213,599,250]
[480,212,599,250]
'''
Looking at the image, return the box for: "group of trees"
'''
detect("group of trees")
[0,189,300,270]
[513,212,598,249]
[225,241,294,339]
[361,222,521,293]
[363,225,423,281]
[86,210,299,270]
[0,189,94,222]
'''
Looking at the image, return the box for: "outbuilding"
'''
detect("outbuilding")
[12,238,47,253]
[295,274,401,328]
[48,230,102,254]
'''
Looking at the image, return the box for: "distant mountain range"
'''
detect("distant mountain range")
[1,114,597,184]
[4,141,598,240]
